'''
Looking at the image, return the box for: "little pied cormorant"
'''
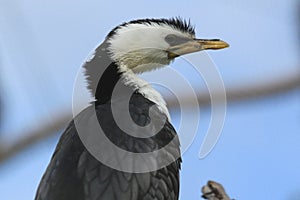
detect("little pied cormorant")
[35,18,228,200]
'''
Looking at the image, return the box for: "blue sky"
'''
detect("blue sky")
[0,0,299,199]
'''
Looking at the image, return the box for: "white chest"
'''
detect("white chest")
[118,65,171,120]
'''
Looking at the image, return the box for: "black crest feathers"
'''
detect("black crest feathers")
[107,17,195,38]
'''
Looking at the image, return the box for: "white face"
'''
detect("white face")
[107,23,194,72]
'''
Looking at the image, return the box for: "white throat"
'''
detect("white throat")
[118,65,171,120]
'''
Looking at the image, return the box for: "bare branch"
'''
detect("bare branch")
[0,71,299,164]
[0,111,71,163]
[167,71,300,108]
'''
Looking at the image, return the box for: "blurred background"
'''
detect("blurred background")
[0,0,299,199]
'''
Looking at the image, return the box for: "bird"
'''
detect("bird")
[35,17,228,200]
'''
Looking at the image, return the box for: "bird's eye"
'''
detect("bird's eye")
[165,34,178,45]
[165,34,190,46]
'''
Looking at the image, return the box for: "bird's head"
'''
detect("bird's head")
[106,18,229,73]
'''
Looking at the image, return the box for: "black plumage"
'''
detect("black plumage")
[35,94,181,200]
[35,18,184,200]
[35,17,229,200]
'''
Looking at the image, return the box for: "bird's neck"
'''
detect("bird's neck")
[93,62,121,104]
[118,64,170,119]
[83,42,170,119]
[94,63,170,119]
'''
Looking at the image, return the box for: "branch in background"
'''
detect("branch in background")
[298,2,300,50]
[0,112,72,163]
[167,71,300,108]
[0,71,299,164]
[201,180,232,200]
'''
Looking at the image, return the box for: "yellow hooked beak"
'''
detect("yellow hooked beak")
[167,39,229,58]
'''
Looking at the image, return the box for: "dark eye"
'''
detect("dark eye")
[165,34,178,45]
[165,34,190,46]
